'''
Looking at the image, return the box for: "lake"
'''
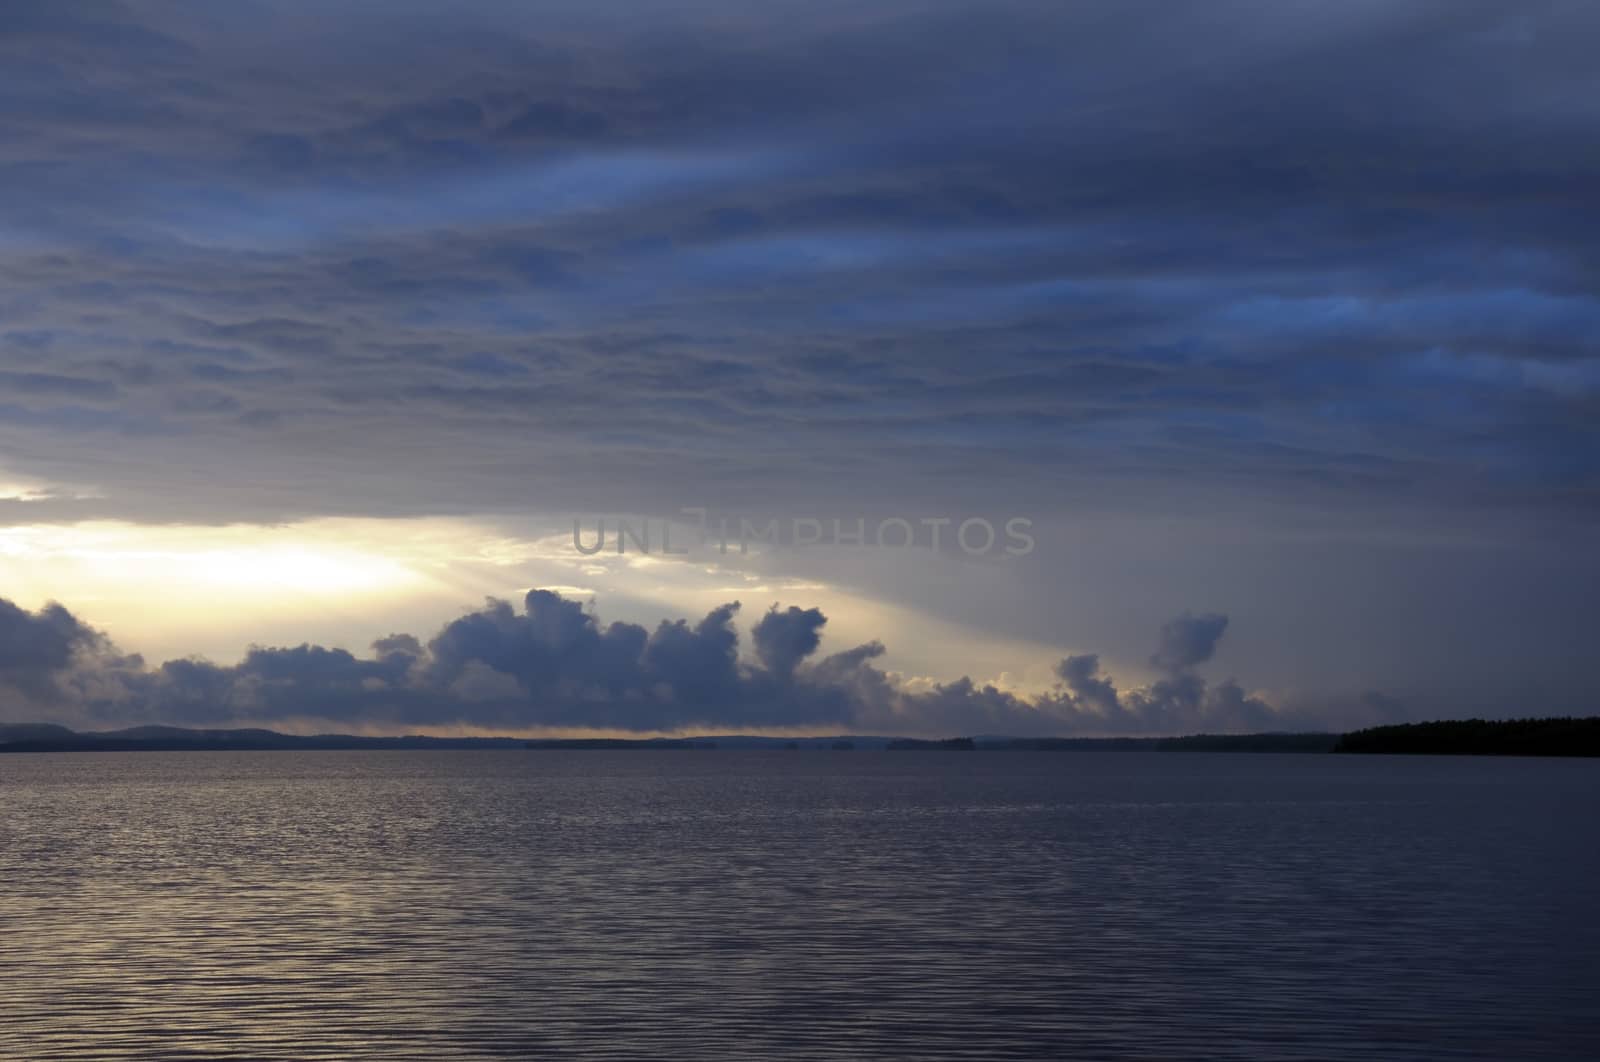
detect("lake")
[2,750,1596,1059]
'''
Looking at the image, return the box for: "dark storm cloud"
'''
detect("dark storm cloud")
[0,598,104,696]
[751,605,828,680]
[1055,655,1121,718]
[1,587,1397,735]
[1150,613,1229,675]
[0,1,1596,522]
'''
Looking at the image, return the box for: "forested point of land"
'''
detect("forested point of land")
[1335,717,1600,757]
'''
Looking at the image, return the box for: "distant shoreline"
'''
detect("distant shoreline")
[3,718,1597,756]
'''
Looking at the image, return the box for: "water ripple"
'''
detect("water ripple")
[2,750,1597,1059]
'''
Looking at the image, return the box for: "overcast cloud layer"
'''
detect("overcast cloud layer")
[2,0,1597,522]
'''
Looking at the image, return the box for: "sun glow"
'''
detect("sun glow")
[0,522,429,594]
[180,545,414,593]
[0,480,51,502]
[0,515,1064,691]
[0,519,482,663]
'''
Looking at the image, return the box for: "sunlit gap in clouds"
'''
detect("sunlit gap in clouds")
[0,518,499,664]
[0,510,1072,698]
[0,482,51,503]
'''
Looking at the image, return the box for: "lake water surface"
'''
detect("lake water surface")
[2,750,1596,1059]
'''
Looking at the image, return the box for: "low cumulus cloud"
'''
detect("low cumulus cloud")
[0,589,1395,735]
[0,598,108,697]
[1150,613,1229,674]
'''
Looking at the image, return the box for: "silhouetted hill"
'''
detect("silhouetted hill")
[0,723,80,744]
[524,738,719,750]
[984,733,1339,752]
[0,725,525,752]
[1335,717,1600,757]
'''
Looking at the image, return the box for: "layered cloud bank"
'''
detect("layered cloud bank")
[1,1,1597,525]
[1,589,1398,735]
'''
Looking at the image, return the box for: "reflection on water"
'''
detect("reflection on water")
[2,751,1597,1059]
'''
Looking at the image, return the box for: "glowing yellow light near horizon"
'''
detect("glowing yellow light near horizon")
[0,482,48,502]
[182,545,417,593]
[0,518,524,665]
[0,520,437,603]
[0,515,1063,694]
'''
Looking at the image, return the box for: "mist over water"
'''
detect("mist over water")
[3,751,1597,1060]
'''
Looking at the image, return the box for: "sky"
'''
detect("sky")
[1,0,1596,735]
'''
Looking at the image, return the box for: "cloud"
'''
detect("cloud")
[1054,655,1123,719]
[751,605,827,679]
[0,598,104,696]
[0,1,1595,526]
[1150,612,1230,675]
[1,586,1404,736]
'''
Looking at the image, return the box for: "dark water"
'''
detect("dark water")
[2,751,1597,1060]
